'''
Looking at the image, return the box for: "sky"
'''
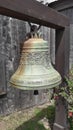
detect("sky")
[36,0,58,4]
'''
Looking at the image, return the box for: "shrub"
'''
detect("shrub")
[68,111,73,130]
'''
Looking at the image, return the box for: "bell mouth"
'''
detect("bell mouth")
[10,72,61,90]
[10,81,61,90]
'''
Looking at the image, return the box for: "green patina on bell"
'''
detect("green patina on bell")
[10,35,61,90]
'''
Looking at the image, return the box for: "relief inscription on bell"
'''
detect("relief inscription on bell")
[20,51,50,66]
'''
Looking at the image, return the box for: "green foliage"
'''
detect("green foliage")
[68,117,73,130]
[55,67,73,111]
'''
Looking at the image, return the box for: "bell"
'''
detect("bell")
[10,36,61,90]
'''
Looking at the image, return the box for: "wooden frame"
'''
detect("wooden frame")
[0,0,69,28]
[0,0,70,130]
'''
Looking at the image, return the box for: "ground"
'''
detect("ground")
[0,102,52,130]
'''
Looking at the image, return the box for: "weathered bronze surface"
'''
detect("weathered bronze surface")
[10,37,61,90]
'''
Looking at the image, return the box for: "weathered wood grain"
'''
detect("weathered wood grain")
[0,0,69,29]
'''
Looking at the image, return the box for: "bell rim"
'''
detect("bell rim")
[10,80,61,90]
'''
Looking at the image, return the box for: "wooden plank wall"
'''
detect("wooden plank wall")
[0,16,49,115]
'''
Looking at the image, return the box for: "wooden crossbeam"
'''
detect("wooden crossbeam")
[0,0,69,29]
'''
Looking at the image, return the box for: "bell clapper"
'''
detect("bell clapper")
[34,90,39,105]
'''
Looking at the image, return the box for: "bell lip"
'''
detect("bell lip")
[10,80,61,90]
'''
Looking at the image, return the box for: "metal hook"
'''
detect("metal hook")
[28,22,41,33]
[26,22,41,39]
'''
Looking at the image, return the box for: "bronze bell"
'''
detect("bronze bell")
[10,36,61,90]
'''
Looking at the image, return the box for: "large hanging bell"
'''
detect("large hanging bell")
[10,36,61,90]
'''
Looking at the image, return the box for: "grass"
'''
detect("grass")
[17,120,47,130]
[0,103,54,130]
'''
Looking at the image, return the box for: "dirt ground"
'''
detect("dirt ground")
[0,102,52,130]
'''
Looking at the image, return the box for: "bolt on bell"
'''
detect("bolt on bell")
[10,36,61,90]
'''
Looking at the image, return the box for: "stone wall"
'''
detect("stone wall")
[0,16,50,115]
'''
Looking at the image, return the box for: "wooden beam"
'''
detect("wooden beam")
[0,0,69,29]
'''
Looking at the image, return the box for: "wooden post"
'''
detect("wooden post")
[53,27,70,130]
